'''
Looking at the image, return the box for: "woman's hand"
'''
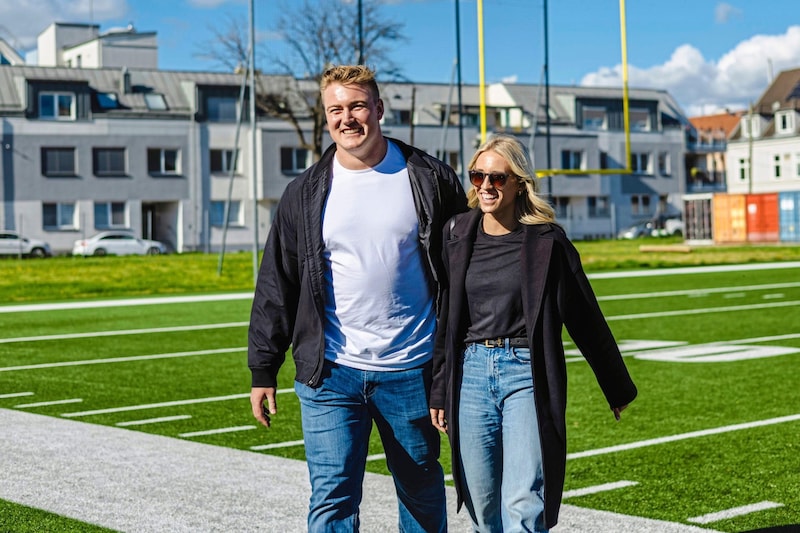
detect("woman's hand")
[430,408,448,434]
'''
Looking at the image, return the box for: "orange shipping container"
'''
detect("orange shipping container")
[712,194,747,244]
[746,193,780,242]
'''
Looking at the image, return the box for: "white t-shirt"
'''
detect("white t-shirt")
[321,141,435,370]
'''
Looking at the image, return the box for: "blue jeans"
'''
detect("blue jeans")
[457,342,547,533]
[294,359,446,533]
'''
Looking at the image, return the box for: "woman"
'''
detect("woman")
[430,134,637,532]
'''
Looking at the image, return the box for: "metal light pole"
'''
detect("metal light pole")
[357,0,364,64]
[249,0,259,284]
[455,0,466,184]
[543,0,552,200]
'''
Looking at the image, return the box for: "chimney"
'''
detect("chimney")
[120,66,131,94]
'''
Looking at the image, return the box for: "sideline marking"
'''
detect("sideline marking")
[250,440,305,451]
[15,398,83,408]
[0,392,34,399]
[0,322,248,344]
[563,481,639,499]
[606,300,800,321]
[687,501,784,524]
[568,413,800,460]
[597,281,800,301]
[0,347,246,372]
[116,415,192,427]
[587,261,800,279]
[178,425,256,438]
[61,388,295,418]
[0,293,252,314]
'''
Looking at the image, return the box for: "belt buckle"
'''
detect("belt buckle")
[484,337,504,347]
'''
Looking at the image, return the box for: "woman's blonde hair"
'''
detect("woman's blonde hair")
[466,134,556,225]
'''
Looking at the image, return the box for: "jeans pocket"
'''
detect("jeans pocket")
[511,347,532,363]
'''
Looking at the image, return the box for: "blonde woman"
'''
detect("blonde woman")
[430,134,637,532]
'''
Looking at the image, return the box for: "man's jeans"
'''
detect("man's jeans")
[295,359,447,533]
[458,342,547,532]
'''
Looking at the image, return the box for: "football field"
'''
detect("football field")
[1,262,798,532]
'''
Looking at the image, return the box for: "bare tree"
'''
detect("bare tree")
[197,0,407,160]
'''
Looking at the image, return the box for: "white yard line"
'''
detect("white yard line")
[568,413,800,460]
[178,425,257,438]
[0,293,252,314]
[563,481,639,499]
[116,415,192,427]
[250,440,305,451]
[687,501,784,524]
[0,347,246,372]
[15,398,83,408]
[0,322,248,344]
[0,391,34,399]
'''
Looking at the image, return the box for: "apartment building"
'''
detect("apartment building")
[1,22,691,253]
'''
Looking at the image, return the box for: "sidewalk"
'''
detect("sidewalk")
[0,408,717,532]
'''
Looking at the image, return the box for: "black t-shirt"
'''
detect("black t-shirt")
[463,221,527,344]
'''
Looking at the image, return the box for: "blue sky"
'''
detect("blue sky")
[4,0,800,116]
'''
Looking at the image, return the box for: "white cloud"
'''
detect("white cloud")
[715,2,743,24]
[580,25,800,116]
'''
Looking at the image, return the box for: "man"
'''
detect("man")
[248,65,468,532]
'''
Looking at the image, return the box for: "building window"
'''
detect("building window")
[599,151,609,169]
[41,147,76,176]
[588,196,610,217]
[776,112,795,134]
[561,150,584,171]
[796,153,800,178]
[742,116,760,138]
[774,154,781,179]
[631,194,652,216]
[208,96,238,122]
[144,93,168,110]
[552,197,569,219]
[739,158,750,181]
[210,200,242,227]
[658,152,671,175]
[39,92,75,120]
[147,148,180,175]
[210,149,239,174]
[582,106,607,130]
[435,150,462,174]
[43,202,76,229]
[94,202,127,228]
[93,148,126,176]
[281,147,311,175]
[629,108,651,132]
[96,92,119,109]
[631,152,650,174]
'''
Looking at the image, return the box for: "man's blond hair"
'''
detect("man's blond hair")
[320,65,380,101]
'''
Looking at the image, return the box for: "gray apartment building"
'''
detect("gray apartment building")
[1,23,690,254]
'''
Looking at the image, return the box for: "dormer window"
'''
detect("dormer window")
[39,92,75,120]
[741,115,761,138]
[776,111,795,135]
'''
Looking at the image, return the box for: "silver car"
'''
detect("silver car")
[72,231,167,256]
[0,230,52,258]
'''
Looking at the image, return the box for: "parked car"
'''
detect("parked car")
[72,231,167,256]
[617,220,654,239]
[618,217,684,239]
[0,230,52,258]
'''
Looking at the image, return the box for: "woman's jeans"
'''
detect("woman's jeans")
[458,341,547,533]
[295,359,446,533]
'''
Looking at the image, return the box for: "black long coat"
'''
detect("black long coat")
[430,209,638,529]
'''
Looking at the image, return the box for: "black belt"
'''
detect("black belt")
[476,337,528,348]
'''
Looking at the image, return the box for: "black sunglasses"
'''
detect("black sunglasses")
[469,170,510,189]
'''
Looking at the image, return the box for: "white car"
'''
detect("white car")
[0,230,52,258]
[72,231,167,256]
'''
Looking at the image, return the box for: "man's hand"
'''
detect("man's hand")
[430,408,448,434]
[251,387,277,428]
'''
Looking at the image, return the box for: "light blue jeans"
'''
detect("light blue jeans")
[294,359,446,533]
[458,341,547,532]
